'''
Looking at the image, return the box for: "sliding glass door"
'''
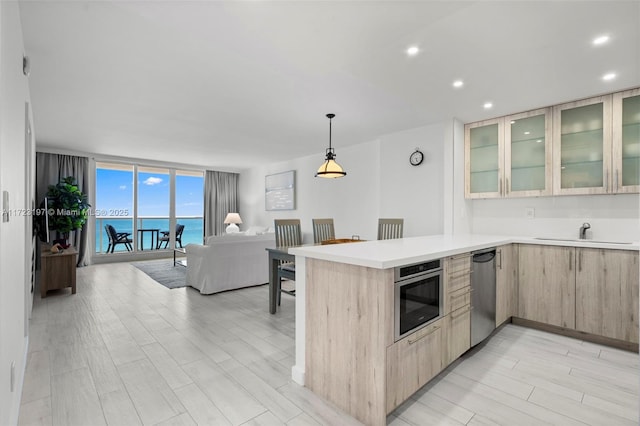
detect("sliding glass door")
[137,166,170,251]
[95,162,203,255]
[95,163,134,254]
[176,170,204,246]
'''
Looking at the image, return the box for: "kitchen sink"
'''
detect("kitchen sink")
[534,237,633,245]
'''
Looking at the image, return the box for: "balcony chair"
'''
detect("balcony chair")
[312,218,335,244]
[105,224,133,253]
[377,218,404,240]
[274,219,302,305]
[157,223,185,249]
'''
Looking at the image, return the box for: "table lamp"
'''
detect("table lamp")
[224,213,243,234]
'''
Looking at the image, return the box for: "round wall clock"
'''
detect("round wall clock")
[409,149,424,166]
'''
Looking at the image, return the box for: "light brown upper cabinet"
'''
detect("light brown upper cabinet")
[505,108,553,197]
[552,95,613,195]
[465,110,552,199]
[465,118,504,198]
[465,88,639,199]
[612,88,640,193]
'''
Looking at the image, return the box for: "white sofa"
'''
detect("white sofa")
[185,233,275,295]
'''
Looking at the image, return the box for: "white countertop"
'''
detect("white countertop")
[289,234,640,269]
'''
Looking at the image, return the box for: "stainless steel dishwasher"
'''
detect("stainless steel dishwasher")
[471,248,496,346]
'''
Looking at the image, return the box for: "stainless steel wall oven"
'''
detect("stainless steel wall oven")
[394,259,443,341]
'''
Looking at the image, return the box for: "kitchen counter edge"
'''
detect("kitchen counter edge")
[289,234,640,270]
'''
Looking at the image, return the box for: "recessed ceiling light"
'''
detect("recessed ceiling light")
[452,80,464,88]
[602,72,616,81]
[510,120,516,125]
[536,139,542,143]
[406,46,420,56]
[593,35,610,46]
[524,131,531,135]
[483,102,493,109]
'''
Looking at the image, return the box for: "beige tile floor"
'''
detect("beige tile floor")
[19,262,639,425]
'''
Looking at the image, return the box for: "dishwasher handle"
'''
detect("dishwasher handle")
[472,250,496,263]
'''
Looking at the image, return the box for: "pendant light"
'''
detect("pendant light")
[315,113,347,178]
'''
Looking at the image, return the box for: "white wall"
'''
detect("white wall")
[0,2,32,424]
[238,122,451,242]
[378,123,446,237]
[471,194,640,241]
[239,139,382,242]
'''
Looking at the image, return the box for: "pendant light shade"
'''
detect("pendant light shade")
[315,113,346,178]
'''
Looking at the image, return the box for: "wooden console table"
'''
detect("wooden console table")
[40,245,77,298]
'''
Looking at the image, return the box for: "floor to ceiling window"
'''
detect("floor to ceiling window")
[95,162,204,255]
[137,166,170,251]
[176,169,204,248]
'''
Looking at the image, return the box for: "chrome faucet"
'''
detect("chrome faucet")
[579,222,591,240]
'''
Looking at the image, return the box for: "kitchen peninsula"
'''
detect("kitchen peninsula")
[289,234,639,426]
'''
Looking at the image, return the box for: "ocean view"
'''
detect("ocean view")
[96,217,204,253]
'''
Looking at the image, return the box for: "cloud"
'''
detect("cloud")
[143,177,163,186]
[119,185,127,190]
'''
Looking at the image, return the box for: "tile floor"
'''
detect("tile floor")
[18,262,639,425]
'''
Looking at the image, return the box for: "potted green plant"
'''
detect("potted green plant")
[46,176,90,248]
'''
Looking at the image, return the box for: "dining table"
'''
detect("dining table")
[137,228,160,250]
[266,238,364,314]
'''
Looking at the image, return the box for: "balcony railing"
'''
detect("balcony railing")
[96,216,204,254]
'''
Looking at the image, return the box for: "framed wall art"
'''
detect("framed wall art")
[265,170,295,211]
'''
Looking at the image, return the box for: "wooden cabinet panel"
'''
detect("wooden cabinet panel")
[518,244,575,328]
[386,320,443,413]
[465,118,505,199]
[496,244,518,326]
[505,108,553,197]
[444,254,471,315]
[448,286,471,313]
[443,305,471,366]
[576,248,639,343]
[552,95,613,195]
[612,88,640,193]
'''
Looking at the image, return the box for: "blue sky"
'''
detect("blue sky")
[96,168,203,217]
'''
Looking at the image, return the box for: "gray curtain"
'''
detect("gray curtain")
[36,152,90,266]
[204,171,239,237]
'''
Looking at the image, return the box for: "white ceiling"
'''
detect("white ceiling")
[19,1,640,171]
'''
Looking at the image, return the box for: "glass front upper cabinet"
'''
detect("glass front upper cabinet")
[613,88,640,193]
[465,118,504,198]
[505,108,552,196]
[552,95,612,195]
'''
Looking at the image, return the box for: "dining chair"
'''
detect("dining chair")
[274,219,302,305]
[377,218,404,240]
[157,223,185,249]
[105,224,133,253]
[312,218,335,244]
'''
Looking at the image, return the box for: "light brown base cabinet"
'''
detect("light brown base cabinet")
[576,248,639,343]
[386,320,443,412]
[517,244,575,328]
[516,244,639,346]
[305,255,472,426]
[496,244,518,327]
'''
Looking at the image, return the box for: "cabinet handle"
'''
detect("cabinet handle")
[605,172,609,191]
[450,305,471,319]
[569,251,573,271]
[499,178,503,195]
[578,250,582,272]
[506,178,509,195]
[497,249,503,270]
[449,270,472,280]
[615,169,619,190]
[408,325,441,345]
[450,287,471,298]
